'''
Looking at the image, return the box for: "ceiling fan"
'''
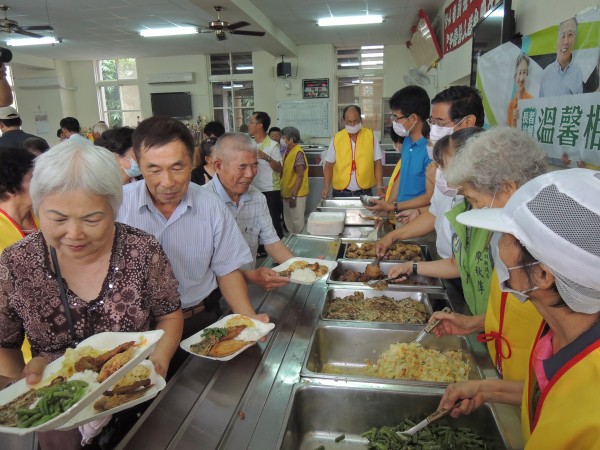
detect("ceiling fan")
[0,5,54,38]
[201,5,265,41]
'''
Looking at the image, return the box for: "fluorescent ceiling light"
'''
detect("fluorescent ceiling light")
[361,45,383,50]
[223,84,243,90]
[340,62,360,67]
[351,80,373,84]
[235,65,254,71]
[140,27,198,37]
[7,37,61,47]
[318,15,383,27]
[361,60,383,66]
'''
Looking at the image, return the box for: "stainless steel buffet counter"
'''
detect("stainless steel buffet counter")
[113,233,524,450]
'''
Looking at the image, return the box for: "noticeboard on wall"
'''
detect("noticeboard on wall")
[302,78,329,99]
[276,100,331,138]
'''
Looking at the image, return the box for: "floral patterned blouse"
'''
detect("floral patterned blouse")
[0,222,181,362]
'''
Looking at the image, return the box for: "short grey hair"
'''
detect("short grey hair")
[31,139,123,216]
[214,132,257,160]
[446,127,547,195]
[92,121,109,135]
[281,126,301,144]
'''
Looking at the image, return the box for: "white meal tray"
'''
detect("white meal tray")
[180,314,275,361]
[57,360,166,430]
[272,257,338,285]
[306,212,345,236]
[0,330,163,435]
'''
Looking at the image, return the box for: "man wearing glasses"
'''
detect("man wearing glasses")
[321,104,384,199]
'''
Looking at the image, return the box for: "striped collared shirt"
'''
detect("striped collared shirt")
[116,180,253,309]
[203,174,280,270]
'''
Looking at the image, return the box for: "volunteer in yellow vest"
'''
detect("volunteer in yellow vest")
[280,126,308,234]
[438,168,600,449]
[0,147,38,364]
[321,104,384,199]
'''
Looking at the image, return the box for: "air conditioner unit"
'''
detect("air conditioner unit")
[14,76,66,89]
[145,72,194,84]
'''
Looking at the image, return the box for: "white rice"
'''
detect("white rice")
[290,268,318,283]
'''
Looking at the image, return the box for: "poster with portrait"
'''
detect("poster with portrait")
[475,7,600,167]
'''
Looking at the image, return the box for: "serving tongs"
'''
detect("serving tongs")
[366,220,384,241]
[413,307,452,343]
[398,400,463,437]
[363,272,406,288]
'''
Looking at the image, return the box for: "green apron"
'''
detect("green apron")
[445,200,492,315]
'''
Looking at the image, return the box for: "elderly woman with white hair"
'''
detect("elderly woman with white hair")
[280,126,308,234]
[438,168,600,449]
[389,127,547,318]
[0,139,182,449]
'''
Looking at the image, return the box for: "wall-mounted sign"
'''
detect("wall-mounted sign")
[303,78,329,99]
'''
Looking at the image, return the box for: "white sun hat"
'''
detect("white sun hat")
[456,168,600,313]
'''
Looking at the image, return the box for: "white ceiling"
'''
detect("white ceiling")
[2,0,445,61]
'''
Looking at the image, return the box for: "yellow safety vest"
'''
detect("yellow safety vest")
[479,269,543,381]
[385,160,401,201]
[332,128,376,190]
[281,144,309,198]
[521,326,600,449]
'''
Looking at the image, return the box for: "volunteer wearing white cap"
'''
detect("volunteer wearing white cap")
[0,106,47,149]
[438,168,600,449]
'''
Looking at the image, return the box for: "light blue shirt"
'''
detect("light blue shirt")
[203,174,280,270]
[539,59,583,98]
[397,136,431,202]
[116,180,253,309]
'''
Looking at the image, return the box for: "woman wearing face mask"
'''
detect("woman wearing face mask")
[376,128,482,263]
[95,127,141,184]
[426,128,546,383]
[507,53,533,128]
[280,126,308,234]
[438,168,600,449]
[388,127,547,318]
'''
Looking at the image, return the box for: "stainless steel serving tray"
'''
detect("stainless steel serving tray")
[339,241,432,262]
[317,199,373,225]
[321,287,433,325]
[301,325,481,387]
[327,259,445,290]
[277,384,511,449]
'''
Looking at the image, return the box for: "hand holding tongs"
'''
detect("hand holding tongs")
[398,400,463,437]
[413,307,452,343]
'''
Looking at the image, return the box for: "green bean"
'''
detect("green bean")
[334,433,345,442]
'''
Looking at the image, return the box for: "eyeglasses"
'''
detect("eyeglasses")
[390,113,409,123]
[427,117,457,127]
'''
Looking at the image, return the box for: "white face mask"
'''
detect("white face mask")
[435,168,459,197]
[279,138,288,148]
[493,242,540,302]
[429,117,465,145]
[345,123,362,134]
[392,120,415,138]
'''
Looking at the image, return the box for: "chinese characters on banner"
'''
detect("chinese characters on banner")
[520,94,600,166]
[444,0,502,54]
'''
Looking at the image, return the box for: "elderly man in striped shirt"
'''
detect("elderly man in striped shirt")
[117,117,269,341]
[203,132,294,290]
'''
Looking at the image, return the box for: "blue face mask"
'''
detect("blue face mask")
[493,240,539,302]
[124,158,142,178]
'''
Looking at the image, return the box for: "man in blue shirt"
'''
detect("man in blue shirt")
[539,17,583,97]
[367,86,432,217]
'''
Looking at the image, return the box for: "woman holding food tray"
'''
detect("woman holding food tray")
[0,140,183,449]
[438,168,600,449]
[389,128,546,382]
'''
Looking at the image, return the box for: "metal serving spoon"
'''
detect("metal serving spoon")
[413,307,452,343]
[398,401,463,437]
